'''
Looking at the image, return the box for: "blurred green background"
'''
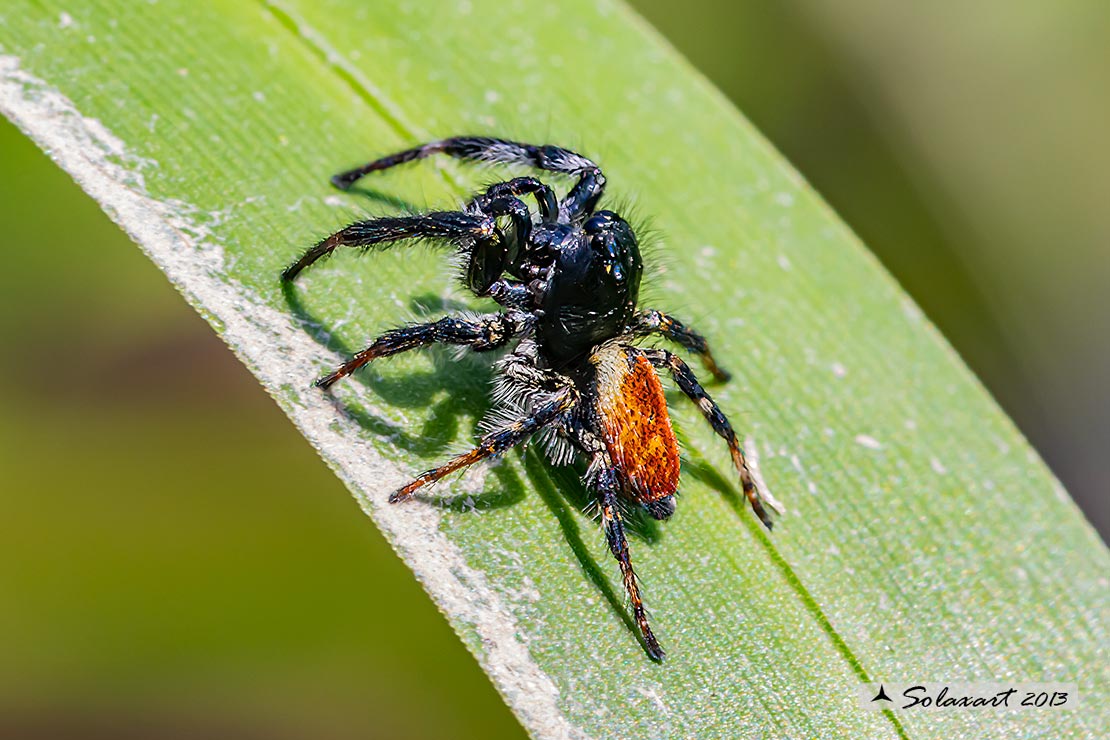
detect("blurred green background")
[2,1,1106,738]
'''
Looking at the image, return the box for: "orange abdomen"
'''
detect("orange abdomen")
[595,351,680,503]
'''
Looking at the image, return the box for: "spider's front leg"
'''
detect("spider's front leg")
[314,312,524,389]
[644,349,779,530]
[282,198,529,298]
[592,461,666,661]
[633,309,731,383]
[330,136,606,220]
[281,211,499,283]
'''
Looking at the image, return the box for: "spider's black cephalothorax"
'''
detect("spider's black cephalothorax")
[282,137,779,661]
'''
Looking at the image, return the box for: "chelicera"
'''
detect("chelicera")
[282,137,778,660]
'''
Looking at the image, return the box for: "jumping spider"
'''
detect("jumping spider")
[282,137,777,660]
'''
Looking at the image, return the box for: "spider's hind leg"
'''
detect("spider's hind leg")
[591,460,666,661]
[390,385,578,502]
[644,348,778,530]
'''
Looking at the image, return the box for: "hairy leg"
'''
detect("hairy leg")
[330,136,605,220]
[281,211,497,283]
[593,461,666,661]
[389,386,578,502]
[645,348,775,529]
[495,340,571,394]
[632,309,731,382]
[316,312,521,389]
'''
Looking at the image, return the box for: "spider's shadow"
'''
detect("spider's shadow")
[282,280,667,534]
[283,282,496,462]
[344,185,426,213]
[521,450,666,659]
[682,450,757,525]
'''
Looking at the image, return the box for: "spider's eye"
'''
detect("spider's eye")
[588,232,625,284]
[584,211,639,288]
